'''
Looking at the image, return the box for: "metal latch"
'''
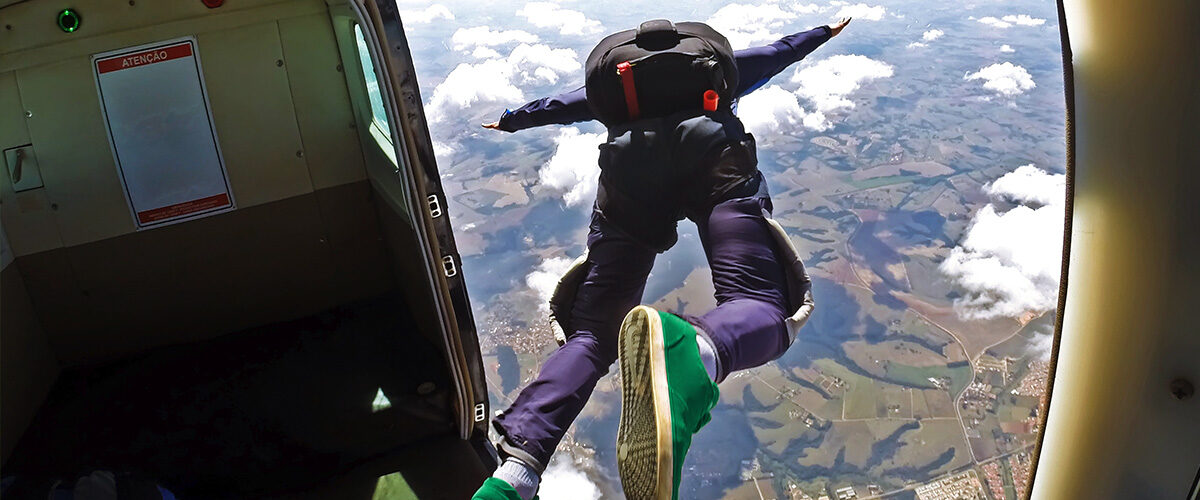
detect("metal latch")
[441,255,457,277]
[4,145,43,192]
[474,403,487,422]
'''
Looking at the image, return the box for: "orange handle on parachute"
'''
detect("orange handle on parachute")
[703,90,719,112]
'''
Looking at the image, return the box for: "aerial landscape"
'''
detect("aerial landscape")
[395,0,1067,498]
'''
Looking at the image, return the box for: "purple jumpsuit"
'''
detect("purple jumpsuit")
[491,26,832,471]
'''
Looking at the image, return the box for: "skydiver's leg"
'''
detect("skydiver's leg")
[685,172,792,383]
[491,207,656,471]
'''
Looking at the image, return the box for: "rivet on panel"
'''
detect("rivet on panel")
[24,110,32,118]
[128,0,135,5]
[275,59,284,67]
[295,150,304,158]
[336,63,343,72]
[1170,378,1194,400]
[417,382,436,395]
[50,203,58,210]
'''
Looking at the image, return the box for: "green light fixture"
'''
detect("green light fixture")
[57,8,81,33]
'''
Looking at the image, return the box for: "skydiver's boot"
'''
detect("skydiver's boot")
[616,306,720,500]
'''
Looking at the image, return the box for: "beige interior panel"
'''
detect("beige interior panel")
[16,58,137,247]
[0,70,65,257]
[279,13,368,190]
[197,21,314,208]
[0,264,60,463]
[0,0,327,68]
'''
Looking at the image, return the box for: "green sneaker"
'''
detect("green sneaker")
[616,306,720,500]
[470,477,538,500]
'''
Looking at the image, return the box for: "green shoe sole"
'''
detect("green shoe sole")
[616,306,673,500]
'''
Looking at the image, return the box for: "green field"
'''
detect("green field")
[845,173,924,191]
[884,361,973,395]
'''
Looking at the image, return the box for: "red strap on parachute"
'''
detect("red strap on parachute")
[617,61,640,120]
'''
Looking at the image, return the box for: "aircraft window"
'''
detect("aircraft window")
[400,1,1065,498]
[353,24,391,140]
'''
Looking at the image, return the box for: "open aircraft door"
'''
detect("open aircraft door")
[338,0,492,446]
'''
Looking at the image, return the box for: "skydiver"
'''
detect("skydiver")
[473,17,851,500]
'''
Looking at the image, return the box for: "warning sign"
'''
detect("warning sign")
[94,37,235,229]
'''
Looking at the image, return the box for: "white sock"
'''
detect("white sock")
[695,330,719,381]
[493,457,540,500]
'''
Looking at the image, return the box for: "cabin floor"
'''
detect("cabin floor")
[1,291,491,499]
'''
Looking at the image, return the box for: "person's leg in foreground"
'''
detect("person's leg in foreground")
[473,209,656,500]
[616,174,804,500]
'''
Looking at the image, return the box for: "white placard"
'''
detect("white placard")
[94,37,234,229]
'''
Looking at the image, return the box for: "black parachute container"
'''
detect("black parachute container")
[585,20,739,127]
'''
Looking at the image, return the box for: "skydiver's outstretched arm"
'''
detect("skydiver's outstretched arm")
[733,17,851,97]
[483,85,594,132]
[482,18,851,132]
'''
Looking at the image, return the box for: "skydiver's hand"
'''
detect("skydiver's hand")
[481,121,502,131]
[830,17,851,37]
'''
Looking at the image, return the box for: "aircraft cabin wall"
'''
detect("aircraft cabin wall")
[0,0,405,461]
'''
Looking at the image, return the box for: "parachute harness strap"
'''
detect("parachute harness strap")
[617,61,640,120]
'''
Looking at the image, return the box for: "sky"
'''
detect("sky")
[389,0,1066,495]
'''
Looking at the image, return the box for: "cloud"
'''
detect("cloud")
[526,255,577,313]
[940,165,1065,320]
[964,62,1035,96]
[1026,327,1054,361]
[791,54,894,112]
[517,2,603,36]
[978,14,1046,29]
[538,127,605,207]
[399,4,453,24]
[706,3,799,49]
[922,29,945,41]
[977,16,1012,28]
[907,42,927,49]
[1000,44,1016,53]
[451,26,538,52]
[736,85,830,141]
[986,164,1065,205]
[424,44,580,129]
[832,2,887,21]
[539,456,601,500]
[471,46,502,59]
[1003,14,1046,26]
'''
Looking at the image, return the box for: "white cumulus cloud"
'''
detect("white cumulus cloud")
[517,2,603,36]
[791,54,894,112]
[539,456,601,500]
[538,127,605,207]
[1000,44,1016,53]
[907,42,927,49]
[425,44,580,128]
[399,4,453,24]
[737,85,830,142]
[526,255,577,313]
[964,62,1035,96]
[832,2,887,21]
[978,14,1046,29]
[451,26,538,52]
[706,3,799,49]
[922,29,945,41]
[940,165,1065,320]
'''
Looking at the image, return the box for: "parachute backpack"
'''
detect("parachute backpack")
[585,19,739,126]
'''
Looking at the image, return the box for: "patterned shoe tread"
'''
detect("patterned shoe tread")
[617,307,671,500]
